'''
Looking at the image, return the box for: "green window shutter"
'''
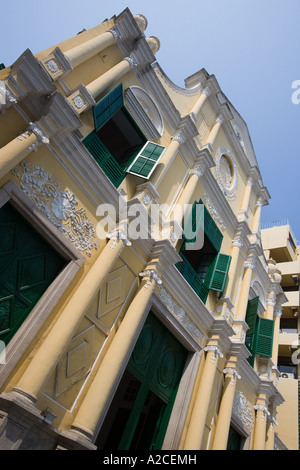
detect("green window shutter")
[183,201,204,245]
[199,282,209,304]
[203,205,223,252]
[204,253,231,293]
[245,296,259,336]
[183,201,223,250]
[253,317,274,357]
[126,141,165,179]
[93,83,123,131]
[175,253,208,304]
[82,131,126,187]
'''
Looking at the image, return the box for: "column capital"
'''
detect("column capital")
[244,258,256,271]
[223,367,241,383]
[106,228,132,250]
[266,291,277,307]
[204,345,224,363]
[246,176,254,187]
[202,86,212,97]
[172,132,186,144]
[139,269,162,288]
[215,115,224,125]
[190,163,204,179]
[108,25,123,43]
[28,122,50,145]
[267,413,278,426]
[254,403,270,417]
[255,198,264,208]
[274,304,283,318]
[232,237,243,248]
[124,52,139,70]
[0,82,17,114]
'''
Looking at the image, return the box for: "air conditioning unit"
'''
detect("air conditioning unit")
[281,373,295,379]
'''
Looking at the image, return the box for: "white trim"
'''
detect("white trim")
[124,86,164,138]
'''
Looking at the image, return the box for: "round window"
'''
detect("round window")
[216,147,238,199]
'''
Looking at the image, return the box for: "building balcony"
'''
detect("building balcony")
[278,331,299,347]
[261,224,298,263]
[277,260,300,290]
[283,291,300,308]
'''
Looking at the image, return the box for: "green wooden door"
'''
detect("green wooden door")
[96,313,187,450]
[0,203,66,345]
[226,426,242,450]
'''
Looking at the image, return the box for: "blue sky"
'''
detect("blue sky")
[1,1,299,238]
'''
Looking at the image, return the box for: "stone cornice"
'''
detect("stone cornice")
[208,317,235,355]
[256,379,285,406]
[114,7,147,42]
[163,264,214,336]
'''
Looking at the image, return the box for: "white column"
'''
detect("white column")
[190,86,211,121]
[0,123,49,179]
[65,30,118,69]
[251,198,263,233]
[85,55,135,100]
[205,115,224,149]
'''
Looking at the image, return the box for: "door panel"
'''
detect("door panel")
[0,203,66,344]
[95,313,187,450]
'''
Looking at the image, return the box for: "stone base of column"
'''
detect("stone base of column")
[0,392,95,450]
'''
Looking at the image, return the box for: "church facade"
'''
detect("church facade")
[0,8,288,450]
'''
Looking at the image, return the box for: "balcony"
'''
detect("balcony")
[278,331,299,348]
[261,224,298,263]
[283,291,300,308]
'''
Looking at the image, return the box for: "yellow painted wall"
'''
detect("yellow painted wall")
[277,378,299,450]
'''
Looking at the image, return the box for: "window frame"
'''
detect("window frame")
[126,141,166,180]
[0,180,85,386]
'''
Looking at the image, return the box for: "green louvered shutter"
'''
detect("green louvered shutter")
[126,141,165,179]
[183,201,223,250]
[203,205,223,253]
[175,253,208,304]
[204,253,231,293]
[245,297,259,336]
[82,132,125,187]
[253,317,274,357]
[93,83,123,131]
[183,201,204,245]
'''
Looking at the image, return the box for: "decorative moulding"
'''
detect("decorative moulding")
[124,86,164,139]
[67,84,96,115]
[11,160,99,257]
[202,193,226,231]
[232,390,255,434]
[155,285,206,347]
[215,146,238,200]
[42,47,73,81]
